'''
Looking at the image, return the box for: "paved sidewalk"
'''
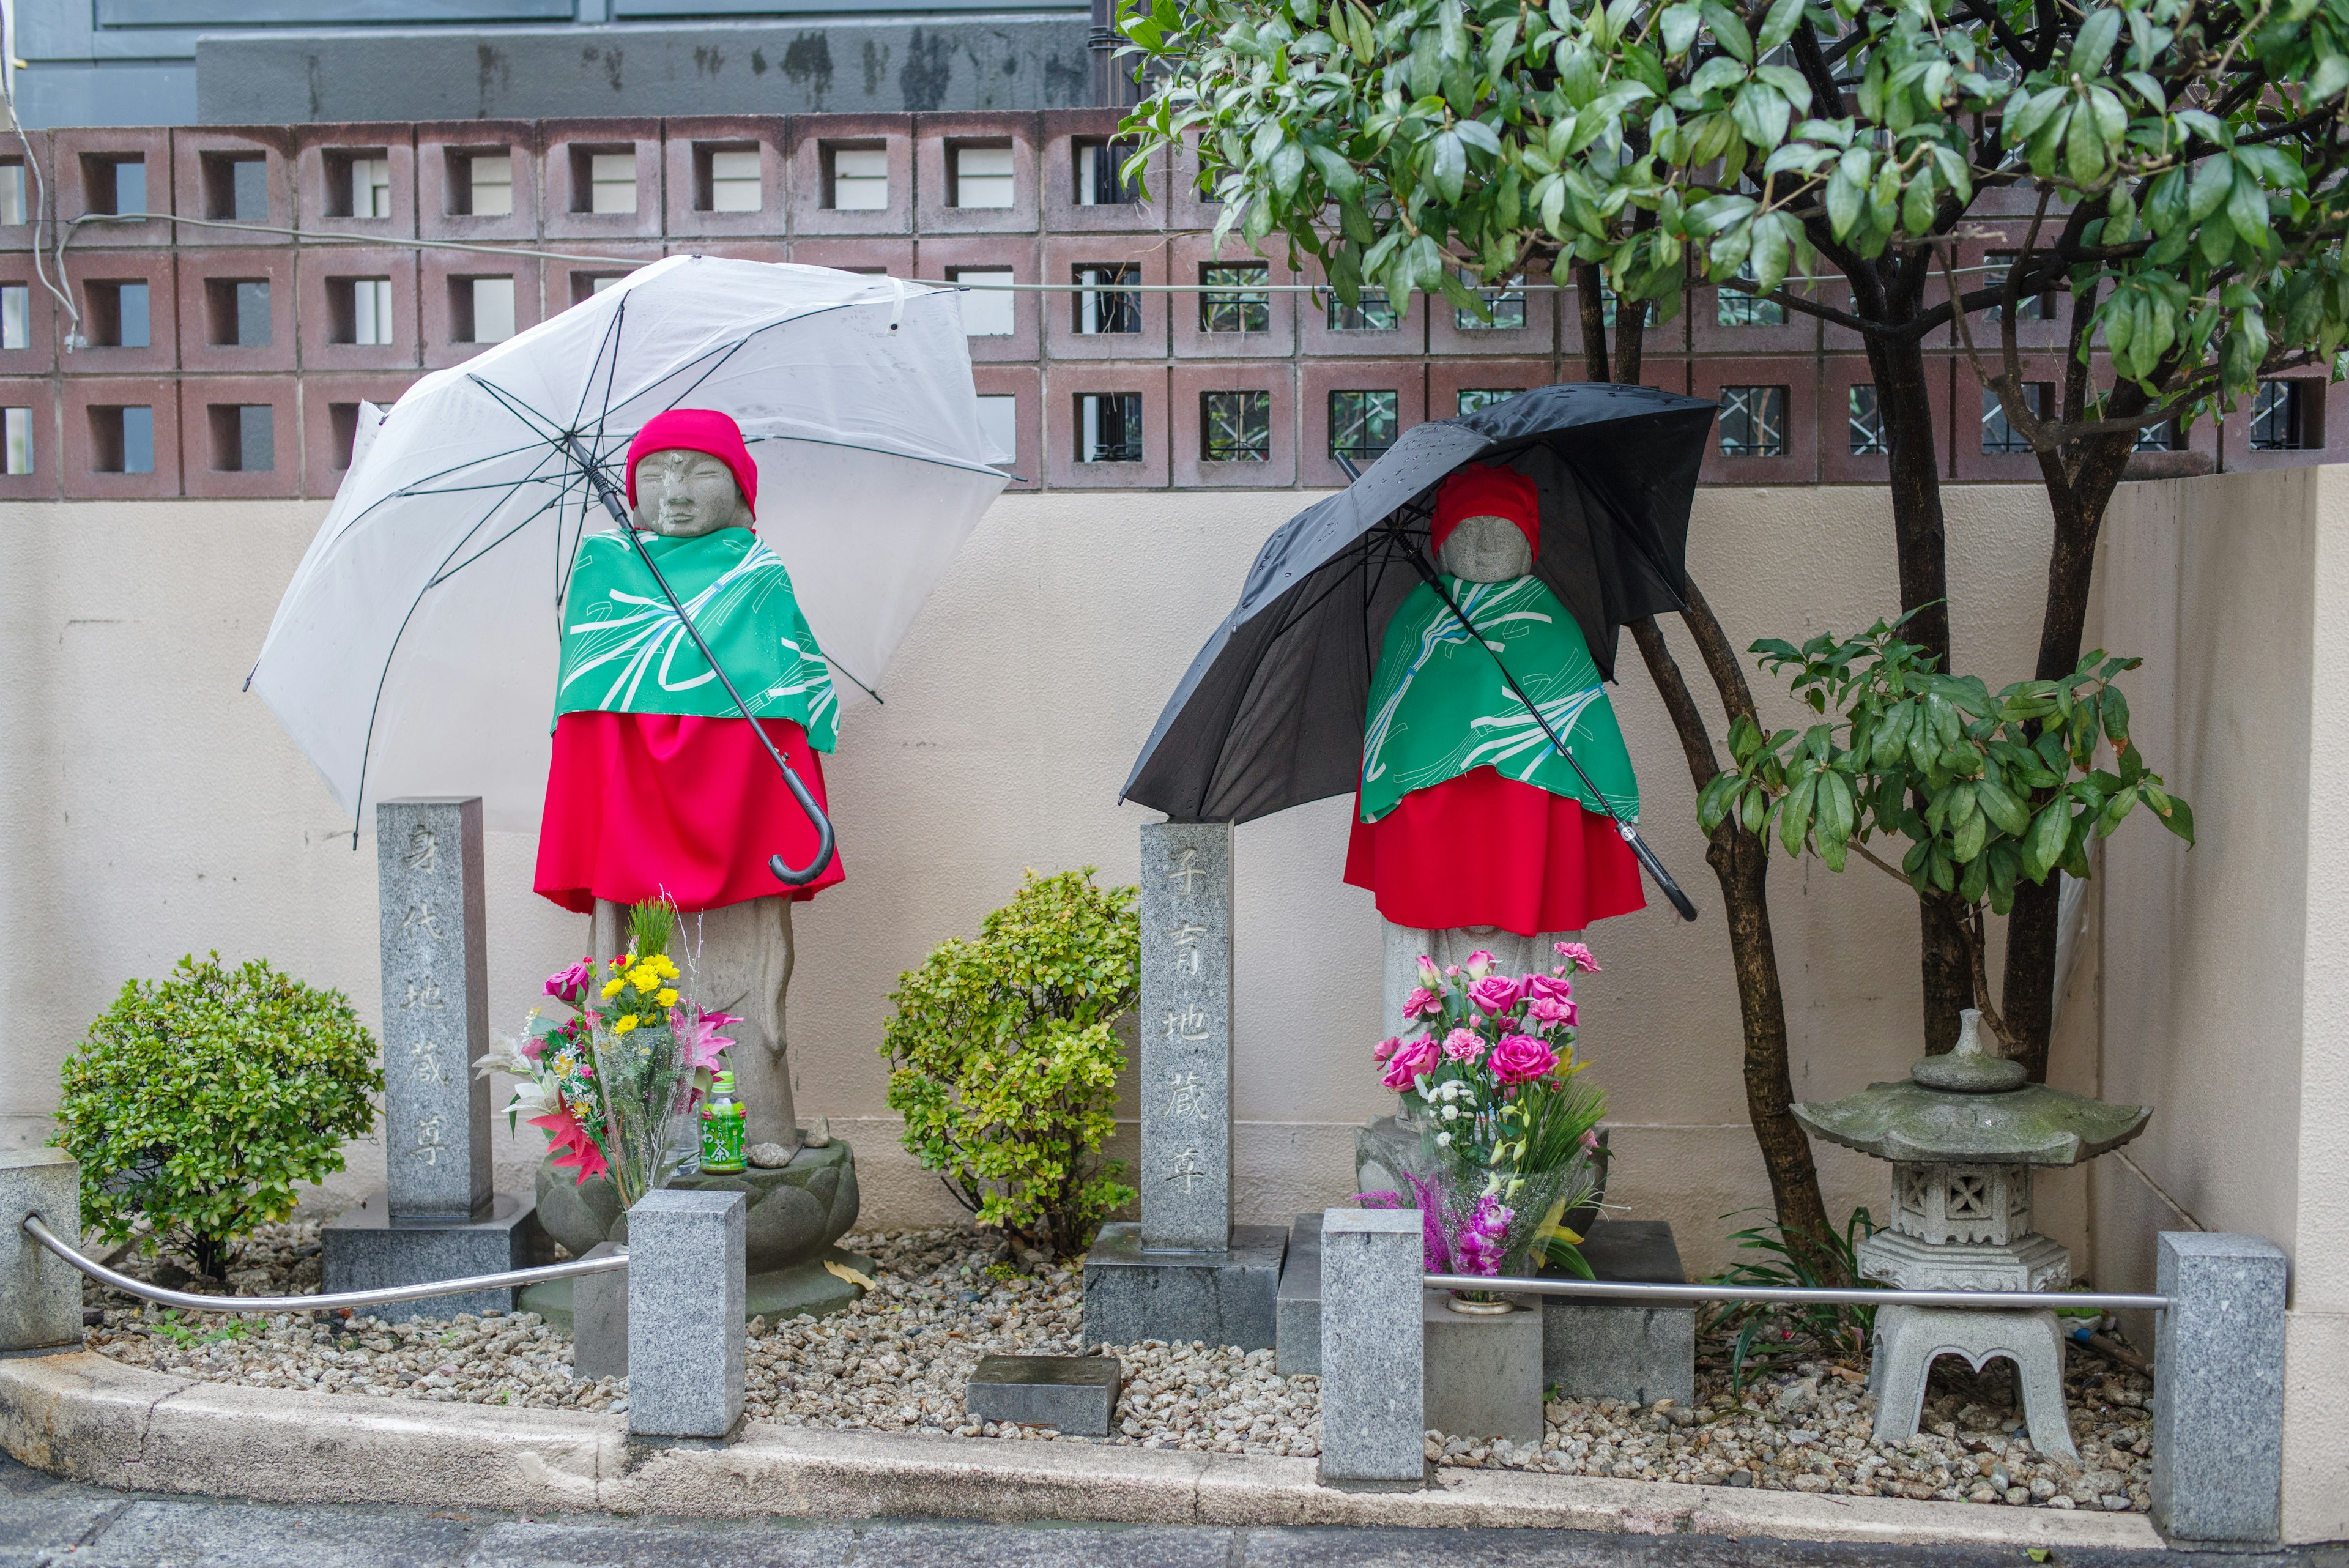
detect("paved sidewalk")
[4,1453,2342,1568]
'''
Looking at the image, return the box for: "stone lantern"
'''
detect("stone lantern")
[1792,1010,2150,1459]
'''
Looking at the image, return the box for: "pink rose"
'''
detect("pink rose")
[1402,986,1442,1020]
[1416,954,1441,986]
[1490,1033,1559,1084]
[1468,974,1524,1016]
[1553,941,1601,973]
[544,959,593,1006]
[1373,1036,1401,1065]
[1444,964,1461,978]
[1463,949,1497,979]
[1523,973,1574,1005]
[1380,1036,1438,1090]
[1442,1027,1485,1064]
[1526,994,1578,1027]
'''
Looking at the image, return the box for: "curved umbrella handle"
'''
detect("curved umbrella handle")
[766,753,837,887]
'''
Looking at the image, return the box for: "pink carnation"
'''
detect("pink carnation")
[1553,941,1601,973]
[1526,994,1579,1027]
[1442,1027,1485,1064]
[1380,1036,1438,1090]
[1401,986,1443,1020]
[1490,1033,1559,1084]
[1373,1036,1402,1065]
[1467,974,1524,1016]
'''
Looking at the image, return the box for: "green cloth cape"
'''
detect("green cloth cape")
[1359,574,1637,824]
[554,527,837,752]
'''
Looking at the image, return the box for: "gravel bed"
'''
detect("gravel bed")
[78,1223,2152,1509]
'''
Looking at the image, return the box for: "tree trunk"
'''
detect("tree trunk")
[1575,261,1611,384]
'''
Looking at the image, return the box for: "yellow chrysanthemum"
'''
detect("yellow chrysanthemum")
[601,978,625,998]
[656,988,679,1007]
[614,1014,639,1035]
[628,965,659,992]
[651,954,680,980]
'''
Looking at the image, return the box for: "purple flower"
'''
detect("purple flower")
[1402,986,1443,1020]
[1455,1194,1515,1276]
[1467,974,1524,1016]
[1490,1033,1559,1084]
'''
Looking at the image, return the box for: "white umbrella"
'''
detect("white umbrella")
[250,256,1008,839]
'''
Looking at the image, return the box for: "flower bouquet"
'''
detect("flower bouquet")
[1365,941,1608,1306]
[479,897,738,1208]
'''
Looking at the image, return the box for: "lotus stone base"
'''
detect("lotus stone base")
[532,1136,861,1277]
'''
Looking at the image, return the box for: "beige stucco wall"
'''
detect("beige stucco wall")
[2093,467,2349,1544]
[0,481,2079,1285]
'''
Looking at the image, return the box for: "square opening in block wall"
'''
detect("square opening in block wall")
[202,153,270,223]
[1072,264,1140,334]
[1075,391,1143,463]
[1329,389,1398,463]
[329,276,395,345]
[1454,270,1527,330]
[1718,385,1790,456]
[1,283,28,350]
[975,393,1016,463]
[571,272,627,306]
[0,161,26,226]
[947,268,1015,336]
[451,275,517,343]
[87,404,154,474]
[1073,138,1139,206]
[1200,264,1269,334]
[823,143,888,211]
[696,144,761,212]
[448,149,514,217]
[330,401,361,469]
[1328,289,1399,332]
[3,407,32,474]
[1201,390,1271,461]
[2251,379,2323,450]
[950,141,1015,209]
[206,277,272,347]
[82,279,150,348]
[80,154,146,219]
[572,146,637,215]
[324,150,394,219]
[209,404,275,472]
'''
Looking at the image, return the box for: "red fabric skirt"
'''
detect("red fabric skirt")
[1343,767,1644,935]
[534,710,845,915]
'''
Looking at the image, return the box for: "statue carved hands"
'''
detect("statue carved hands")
[630,447,753,538]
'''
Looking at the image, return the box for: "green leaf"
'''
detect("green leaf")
[1781,772,1819,857]
[2071,7,2123,78]
[2021,800,2070,882]
[1757,0,1806,52]
[1660,2,1702,59]
[1430,128,1468,203]
[1699,0,1753,63]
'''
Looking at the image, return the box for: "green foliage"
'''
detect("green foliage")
[1698,612,2192,912]
[881,869,1141,1260]
[54,954,382,1282]
[1703,1207,1880,1389]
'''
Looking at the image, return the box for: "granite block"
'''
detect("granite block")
[1081,1221,1283,1351]
[965,1354,1122,1435]
[626,1189,746,1440]
[1275,1211,1323,1375]
[2151,1230,2287,1547]
[320,1192,543,1320]
[0,1151,80,1353]
[376,798,491,1223]
[1541,1219,1696,1406]
[1317,1206,1425,1487]
[1424,1290,1543,1444]
[570,1242,627,1382]
[1138,822,1233,1250]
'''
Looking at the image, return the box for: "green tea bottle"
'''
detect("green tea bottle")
[700,1069,747,1173]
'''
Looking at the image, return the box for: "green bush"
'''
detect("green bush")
[54,954,382,1280]
[882,868,1139,1260]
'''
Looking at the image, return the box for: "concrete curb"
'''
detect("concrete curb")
[1,1352,2167,1548]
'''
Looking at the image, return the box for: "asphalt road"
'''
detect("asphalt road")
[6,1453,2343,1568]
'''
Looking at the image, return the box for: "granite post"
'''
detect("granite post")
[1316,1206,1425,1488]
[324,798,540,1318]
[1,1151,80,1354]
[2151,1231,2287,1547]
[570,1242,628,1382]
[1082,822,1284,1350]
[626,1189,746,1440]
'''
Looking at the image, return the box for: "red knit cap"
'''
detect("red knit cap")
[1430,463,1539,558]
[625,409,759,521]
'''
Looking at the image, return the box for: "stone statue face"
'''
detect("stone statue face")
[1439,513,1534,582]
[630,448,751,538]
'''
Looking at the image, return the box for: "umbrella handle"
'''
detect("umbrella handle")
[1617,821,1700,923]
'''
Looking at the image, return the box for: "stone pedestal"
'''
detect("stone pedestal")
[1081,1222,1283,1350]
[1,1151,80,1354]
[1540,1219,1694,1406]
[626,1188,746,1440]
[1424,1290,1543,1444]
[2151,1232,2287,1547]
[324,798,540,1318]
[1317,1207,1427,1488]
[1870,1304,2077,1461]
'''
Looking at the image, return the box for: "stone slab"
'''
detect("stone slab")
[1423,1290,1543,1445]
[1082,1222,1283,1351]
[1316,1206,1425,1487]
[965,1354,1123,1436]
[626,1189,746,1440]
[0,1151,79,1354]
[319,1192,543,1321]
[1274,1213,1322,1375]
[1541,1219,1696,1407]
[1138,822,1233,1252]
[2151,1230,2286,1547]
[375,798,492,1223]
[570,1243,626,1384]
[521,1246,876,1333]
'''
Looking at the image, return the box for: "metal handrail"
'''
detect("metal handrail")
[22,1214,626,1316]
[1425,1271,2169,1311]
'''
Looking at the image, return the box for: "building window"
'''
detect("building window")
[975,394,1017,464]
[325,150,393,219]
[1984,253,2047,323]
[453,275,518,344]
[1981,383,2049,455]
[825,144,889,211]
[330,277,395,346]
[1074,138,1138,206]
[697,145,761,213]
[2,407,32,475]
[450,150,513,217]
[1328,288,1398,332]
[2250,381,2320,451]
[0,160,25,225]
[0,284,26,351]
[951,143,1016,209]
[569,272,629,306]
[329,403,363,470]
[201,152,268,223]
[206,278,271,347]
[1455,388,1520,417]
[1072,264,1141,335]
[84,280,150,349]
[575,148,637,215]
[1718,385,1789,457]
[1456,271,1526,330]
[210,404,275,473]
[1849,385,1888,456]
[1201,391,1271,462]
[948,268,1015,336]
[1598,288,1653,329]
[1329,389,1400,463]
[1199,263,1269,334]
[2134,419,2183,453]
[1716,264,1786,327]
[1075,392,1143,463]
[88,405,154,475]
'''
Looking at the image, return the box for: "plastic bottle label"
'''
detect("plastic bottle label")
[701,1104,746,1172]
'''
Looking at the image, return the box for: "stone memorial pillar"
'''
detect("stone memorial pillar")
[324,798,541,1318]
[1082,822,1284,1351]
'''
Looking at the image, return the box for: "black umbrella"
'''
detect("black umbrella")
[1121,381,1716,918]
